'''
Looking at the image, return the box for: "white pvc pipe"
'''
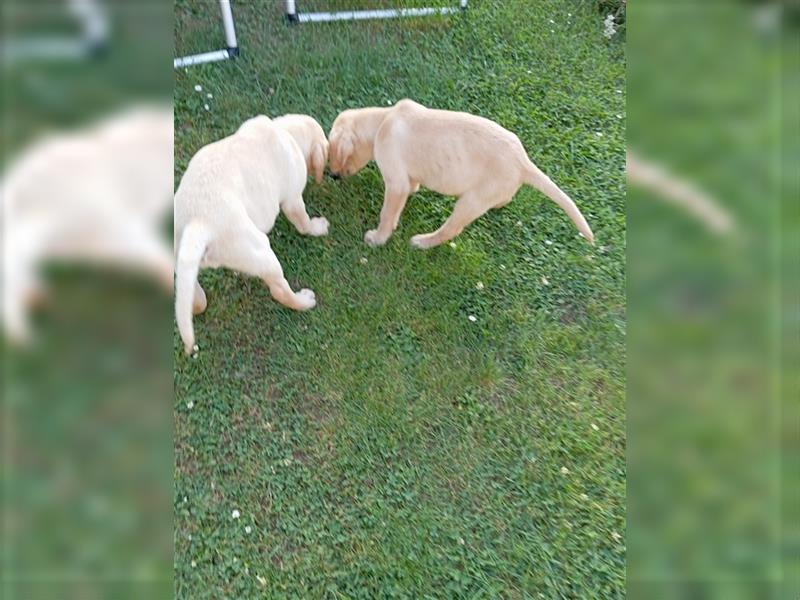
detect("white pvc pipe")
[174,49,231,69]
[219,0,237,49]
[297,6,461,23]
[67,0,109,47]
[174,0,238,69]
[4,0,111,64]
[3,37,91,62]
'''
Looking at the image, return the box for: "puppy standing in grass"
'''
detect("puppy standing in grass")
[328,99,594,248]
[174,115,329,355]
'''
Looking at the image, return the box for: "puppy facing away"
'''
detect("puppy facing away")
[328,99,595,249]
[174,114,329,355]
[1,105,174,345]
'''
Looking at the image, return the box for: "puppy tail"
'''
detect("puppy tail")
[175,221,210,355]
[523,160,595,245]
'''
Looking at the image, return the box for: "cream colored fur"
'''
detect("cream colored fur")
[173,114,329,355]
[1,105,173,345]
[328,99,594,248]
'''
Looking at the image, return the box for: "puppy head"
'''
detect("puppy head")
[328,112,371,177]
[272,115,328,184]
[306,119,329,184]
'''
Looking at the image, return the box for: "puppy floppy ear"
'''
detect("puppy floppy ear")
[332,132,354,173]
[310,141,326,184]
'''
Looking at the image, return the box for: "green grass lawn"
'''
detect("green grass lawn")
[174,1,625,597]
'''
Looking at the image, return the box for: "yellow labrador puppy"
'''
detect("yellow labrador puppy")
[1,105,173,345]
[174,114,328,355]
[328,99,594,248]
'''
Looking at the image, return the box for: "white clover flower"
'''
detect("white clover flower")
[560,466,570,475]
[194,84,202,92]
[468,315,477,322]
[232,509,240,520]
[603,14,617,39]
[359,257,368,264]
[191,560,196,568]
[540,276,550,286]
[544,239,553,246]
[186,401,194,409]
[207,93,213,99]
[449,241,457,248]
[475,281,484,290]
[204,104,210,111]
[596,131,603,137]
[591,422,600,431]
[245,525,252,534]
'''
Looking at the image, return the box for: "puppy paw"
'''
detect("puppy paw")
[308,217,329,237]
[410,234,434,249]
[364,229,387,247]
[296,288,317,311]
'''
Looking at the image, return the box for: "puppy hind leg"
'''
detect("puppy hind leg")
[282,196,329,237]
[265,276,316,312]
[192,281,207,315]
[410,190,500,250]
[76,219,175,291]
[224,228,316,312]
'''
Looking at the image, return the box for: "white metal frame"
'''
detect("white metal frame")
[285,0,467,24]
[3,0,110,63]
[174,0,239,69]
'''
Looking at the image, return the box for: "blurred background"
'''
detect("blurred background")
[2,0,173,598]
[1,0,797,598]
[627,1,796,598]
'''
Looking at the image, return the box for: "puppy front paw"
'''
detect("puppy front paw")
[364,229,387,247]
[308,217,329,237]
[296,288,317,311]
